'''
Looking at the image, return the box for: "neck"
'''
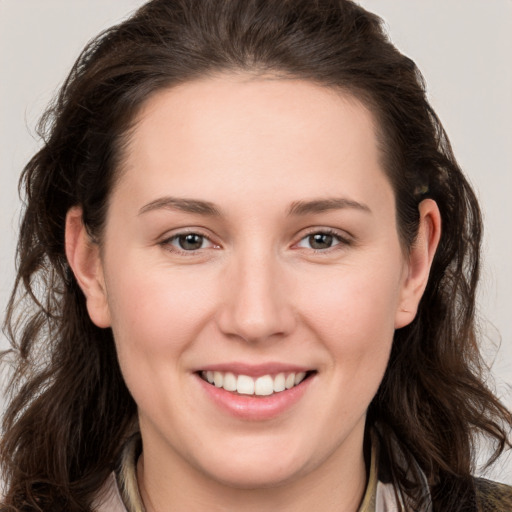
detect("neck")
[136,431,368,512]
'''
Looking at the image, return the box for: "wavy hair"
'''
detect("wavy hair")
[1,0,511,510]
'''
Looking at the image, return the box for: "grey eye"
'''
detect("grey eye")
[297,232,342,250]
[308,233,334,250]
[176,233,206,250]
[163,231,217,253]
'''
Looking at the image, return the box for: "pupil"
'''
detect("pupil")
[179,234,203,250]
[310,233,333,249]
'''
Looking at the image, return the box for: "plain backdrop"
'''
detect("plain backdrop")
[1,0,511,484]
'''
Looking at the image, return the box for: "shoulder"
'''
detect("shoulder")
[473,477,512,512]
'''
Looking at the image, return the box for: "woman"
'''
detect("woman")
[1,0,511,510]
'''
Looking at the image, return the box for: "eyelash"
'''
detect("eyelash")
[159,230,218,255]
[296,228,352,253]
[159,228,351,255]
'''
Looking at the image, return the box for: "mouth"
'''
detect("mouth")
[198,370,316,397]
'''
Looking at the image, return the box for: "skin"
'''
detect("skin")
[66,74,440,512]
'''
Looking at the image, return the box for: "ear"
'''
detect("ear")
[395,199,441,329]
[65,206,111,328]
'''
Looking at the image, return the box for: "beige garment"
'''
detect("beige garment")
[93,473,131,512]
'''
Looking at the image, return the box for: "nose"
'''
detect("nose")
[216,248,296,344]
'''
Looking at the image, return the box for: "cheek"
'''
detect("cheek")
[103,263,217,420]
[301,264,401,340]
[104,262,214,369]
[298,263,401,389]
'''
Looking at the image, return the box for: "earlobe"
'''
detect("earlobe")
[395,199,441,329]
[65,207,111,328]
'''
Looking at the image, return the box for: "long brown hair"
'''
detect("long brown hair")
[2,1,511,510]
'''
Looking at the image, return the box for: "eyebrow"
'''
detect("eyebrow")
[138,196,371,217]
[287,198,372,216]
[138,197,221,216]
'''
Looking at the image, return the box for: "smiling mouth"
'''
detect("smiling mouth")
[199,370,316,397]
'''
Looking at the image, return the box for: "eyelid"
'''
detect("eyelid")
[293,227,353,251]
[158,228,220,254]
[156,226,353,255]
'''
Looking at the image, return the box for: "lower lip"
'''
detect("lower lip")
[196,373,314,421]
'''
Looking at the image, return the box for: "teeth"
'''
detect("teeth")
[223,372,237,392]
[273,373,286,392]
[254,375,274,396]
[213,371,223,388]
[201,370,308,396]
[294,372,306,385]
[237,375,255,395]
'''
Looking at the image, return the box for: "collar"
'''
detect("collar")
[111,430,431,512]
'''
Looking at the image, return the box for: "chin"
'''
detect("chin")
[193,443,314,490]
[205,464,303,490]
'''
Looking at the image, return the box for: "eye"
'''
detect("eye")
[163,232,216,252]
[296,230,347,251]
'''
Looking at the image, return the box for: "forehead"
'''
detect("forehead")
[113,74,390,213]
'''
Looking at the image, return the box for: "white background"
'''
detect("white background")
[1,0,511,484]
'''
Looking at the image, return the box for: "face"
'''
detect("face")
[73,75,432,492]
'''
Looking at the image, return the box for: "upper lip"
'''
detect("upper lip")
[195,362,314,377]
